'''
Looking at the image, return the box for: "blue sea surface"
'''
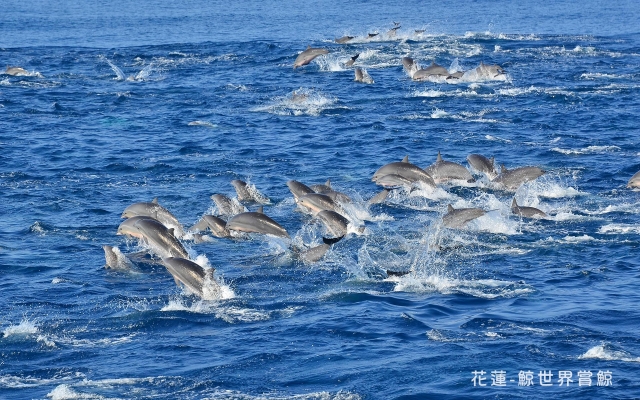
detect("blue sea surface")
[1,1,640,399]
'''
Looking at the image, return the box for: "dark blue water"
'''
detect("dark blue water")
[2,1,640,399]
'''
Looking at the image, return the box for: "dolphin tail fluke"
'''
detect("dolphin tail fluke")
[369,189,390,204]
[322,236,344,246]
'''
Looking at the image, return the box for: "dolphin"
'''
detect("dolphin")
[402,57,418,76]
[210,193,242,216]
[372,155,436,188]
[387,25,401,37]
[474,61,507,79]
[424,151,475,183]
[627,170,640,188]
[354,68,374,84]
[297,237,344,263]
[373,174,413,189]
[467,154,497,179]
[368,189,390,204]
[226,206,289,238]
[117,216,190,259]
[511,198,548,219]
[412,62,450,81]
[191,215,231,238]
[161,257,216,298]
[493,165,545,191]
[297,193,344,215]
[293,46,329,69]
[103,245,132,269]
[335,36,355,44]
[367,33,379,39]
[230,180,253,202]
[308,179,352,203]
[316,210,350,238]
[5,66,29,76]
[443,204,486,228]
[344,54,359,67]
[121,198,185,238]
[415,29,425,34]
[446,71,465,80]
[287,180,315,201]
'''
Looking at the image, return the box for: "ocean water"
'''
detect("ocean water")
[1,1,640,399]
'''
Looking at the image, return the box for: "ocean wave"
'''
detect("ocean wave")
[551,145,620,155]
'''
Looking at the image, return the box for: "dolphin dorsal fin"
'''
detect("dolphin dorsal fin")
[325,179,331,187]
[402,155,409,163]
[437,151,443,162]
[152,198,158,204]
[257,206,264,214]
[168,228,175,236]
[447,204,454,213]
[511,198,518,208]
[501,164,508,173]
[307,45,311,49]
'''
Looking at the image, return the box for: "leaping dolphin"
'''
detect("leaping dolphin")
[162,257,217,298]
[354,68,374,84]
[103,245,132,269]
[226,206,289,238]
[511,198,548,219]
[424,151,475,183]
[493,165,545,191]
[230,179,268,203]
[211,193,244,216]
[121,198,185,238]
[467,154,497,179]
[191,215,231,238]
[372,155,436,188]
[412,62,450,81]
[297,193,344,216]
[316,210,350,238]
[117,216,190,259]
[474,61,507,79]
[443,204,486,228]
[293,46,329,69]
[287,180,315,201]
[627,170,640,188]
[335,36,355,44]
[344,54,359,67]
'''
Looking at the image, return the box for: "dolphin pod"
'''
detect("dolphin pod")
[293,46,329,69]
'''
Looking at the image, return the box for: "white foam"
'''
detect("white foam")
[47,384,101,400]
[562,235,596,243]
[551,145,620,155]
[252,88,340,117]
[598,224,640,234]
[579,345,640,363]
[187,120,217,128]
[3,319,38,338]
[393,275,533,299]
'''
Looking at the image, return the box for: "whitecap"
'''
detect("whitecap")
[579,344,640,363]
